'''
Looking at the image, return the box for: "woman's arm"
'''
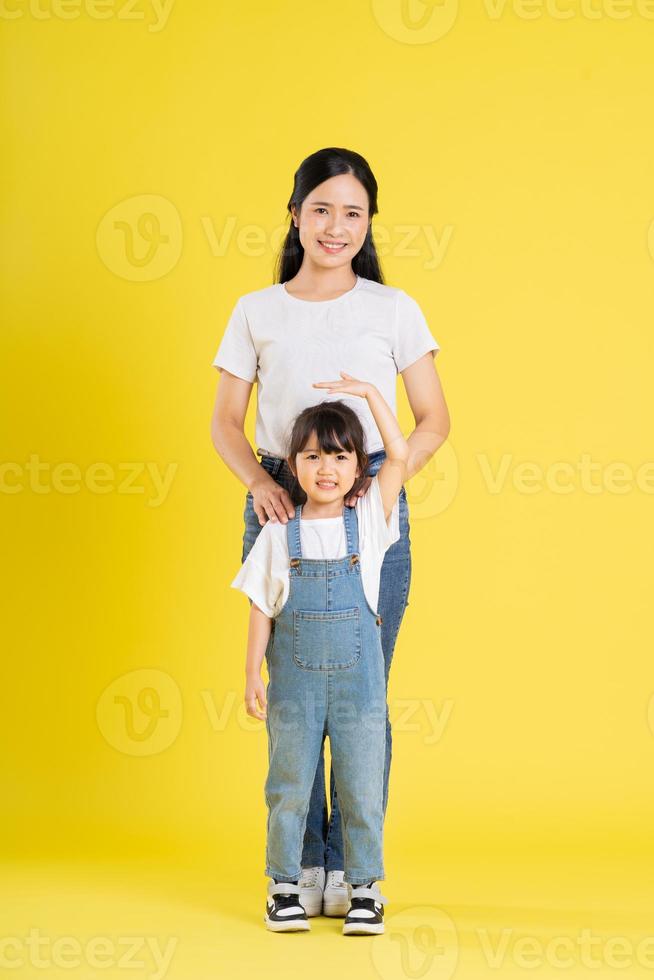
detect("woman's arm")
[211,369,295,525]
[337,353,450,507]
[244,602,272,721]
[401,353,451,481]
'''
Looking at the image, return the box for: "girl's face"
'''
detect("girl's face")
[291,433,361,504]
[291,173,370,269]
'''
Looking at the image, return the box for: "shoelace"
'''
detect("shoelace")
[300,867,322,888]
[326,872,347,890]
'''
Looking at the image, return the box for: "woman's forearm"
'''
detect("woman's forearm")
[405,416,449,482]
[212,419,268,492]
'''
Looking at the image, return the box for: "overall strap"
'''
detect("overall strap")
[343,500,359,556]
[286,503,303,561]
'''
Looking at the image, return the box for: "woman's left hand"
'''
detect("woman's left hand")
[313,371,373,399]
[344,475,372,507]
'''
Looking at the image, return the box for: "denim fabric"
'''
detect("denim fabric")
[241,449,412,873]
[263,500,386,885]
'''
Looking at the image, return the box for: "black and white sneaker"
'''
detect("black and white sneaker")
[342,881,388,936]
[264,880,310,932]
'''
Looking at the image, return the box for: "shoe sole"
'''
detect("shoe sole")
[298,894,322,917]
[322,900,349,917]
[264,915,310,932]
[343,922,384,935]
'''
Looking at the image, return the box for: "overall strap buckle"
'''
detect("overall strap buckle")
[290,557,301,567]
[350,554,359,565]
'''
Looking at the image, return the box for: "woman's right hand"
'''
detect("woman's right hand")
[249,476,295,526]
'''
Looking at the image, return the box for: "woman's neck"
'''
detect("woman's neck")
[284,263,357,301]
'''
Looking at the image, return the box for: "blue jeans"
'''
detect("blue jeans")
[241,448,412,872]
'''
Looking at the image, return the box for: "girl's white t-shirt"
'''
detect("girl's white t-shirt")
[212,275,440,458]
[230,474,400,618]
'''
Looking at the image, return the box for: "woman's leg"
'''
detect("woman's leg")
[376,488,412,817]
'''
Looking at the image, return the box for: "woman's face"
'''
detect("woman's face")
[291,433,361,503]
[291,173,370,269]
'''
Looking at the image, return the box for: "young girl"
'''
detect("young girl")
[231,373,409,935]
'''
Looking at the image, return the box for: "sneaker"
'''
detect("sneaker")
[323,870,349,917]
[342,882,388,936]
[298,866,325,917]
[264,880,310,932]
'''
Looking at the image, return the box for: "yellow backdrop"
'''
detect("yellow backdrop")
[2,1,652,977]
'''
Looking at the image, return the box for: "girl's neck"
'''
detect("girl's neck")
[302,498,345,520]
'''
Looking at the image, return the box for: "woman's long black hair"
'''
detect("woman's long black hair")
[274,147,385,285]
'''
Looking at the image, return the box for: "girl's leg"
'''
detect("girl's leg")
[300,737,330,867]
[326,610,387,885]
[265,679,328,882]
[323,485,412,871]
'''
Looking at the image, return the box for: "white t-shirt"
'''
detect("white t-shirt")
[212,275,440,458]
[230,474,400,618]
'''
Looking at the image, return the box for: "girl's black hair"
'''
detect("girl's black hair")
[274,147,385,285]
[284,400,369,507]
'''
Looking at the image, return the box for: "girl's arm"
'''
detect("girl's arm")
[244,603,272,721]
[364,386,410,523]
[313,371,409,523]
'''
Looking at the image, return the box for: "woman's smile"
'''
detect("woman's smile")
[317,240,348,253]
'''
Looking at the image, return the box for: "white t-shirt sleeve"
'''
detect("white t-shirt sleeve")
[393,289,440,374]
[230,525,285,618]
[212,297,258,382]
[355,473,401,555]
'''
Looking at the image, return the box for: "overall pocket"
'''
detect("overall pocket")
[293,607,361,670]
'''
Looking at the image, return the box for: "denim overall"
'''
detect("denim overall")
[264,498,387,886]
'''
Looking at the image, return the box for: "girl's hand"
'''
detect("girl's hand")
[245,671,267,720]
[313,371,375,399]
[344,475,372,507]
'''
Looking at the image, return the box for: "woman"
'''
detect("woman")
[210,146,450,915]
